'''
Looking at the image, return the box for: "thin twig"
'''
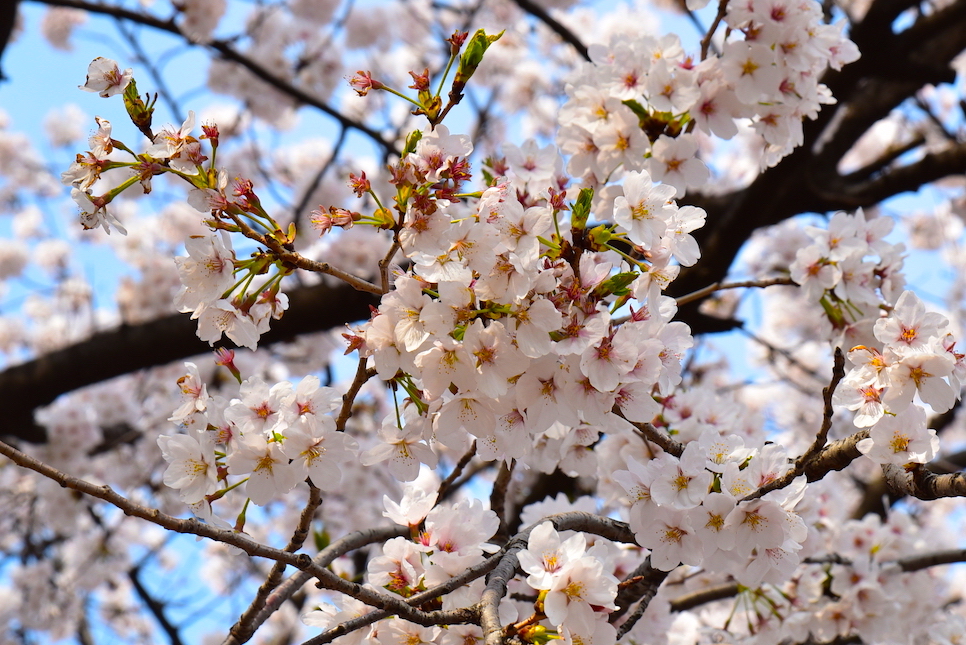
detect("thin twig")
[700,0,731,60]
[225,484,324,645]
[0,437,476,626]
[674,276,794,307]
[292,125,348,230]
[335,358,377,432]
[31,0,401,156]
[437,441,477,501]
[744,348,845,501]
[113,17,184,125]
[512,0,590,61]
[302,546,502,645]
[128,566,186,645]
[249,525,408,641]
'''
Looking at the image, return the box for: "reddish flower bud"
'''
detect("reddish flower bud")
[408,68,431,92]
[213,347,242,383]
[348,171,370,197]
[549,187,569,212]
[447,30,468,55]
[201,122,220,147]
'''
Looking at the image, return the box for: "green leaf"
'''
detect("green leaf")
[454,29,504,86]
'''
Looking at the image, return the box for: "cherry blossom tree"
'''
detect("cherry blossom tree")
[2,1,966,644]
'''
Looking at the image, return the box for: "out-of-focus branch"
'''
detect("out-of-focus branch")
[511,0,590,61]
[128,565,186,645]
[25,0,400,155]
[834,142,966,207]
[0,0,19,81]
[666,547,966,614]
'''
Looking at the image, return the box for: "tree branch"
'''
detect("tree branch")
[25,0,399,155]
[128,565,186,645]
[0,279,378,444]
[511,0,590,61]
[225,484,324,645]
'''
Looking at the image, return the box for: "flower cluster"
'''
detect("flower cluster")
[65,59,299,348]
[303,477,500,645]
[613,429,809,585]
[516,521,620,644]
[788,210,906,324]
[830,288,964,463]
[557,0,859,190]
[353,124,703,480]
[159,364,358,507]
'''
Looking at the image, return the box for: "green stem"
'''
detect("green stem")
[435,53,458,97]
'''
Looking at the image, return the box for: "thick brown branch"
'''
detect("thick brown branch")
[0,279,378,444]
[882,463,966,501]
[612,557,669,638]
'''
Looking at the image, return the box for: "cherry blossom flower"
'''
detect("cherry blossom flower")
[727,499,788,558]
[157,429,218,504]
[367,536,425,593]
[174,232,236,313]
[650,445,713,510]
[281,416,359,491]
[647,134,709,195]
[543,556,618,627]
[192,299,260,350]
[517,521,587,590]
[383,473,439,527]
[146,111,197,161]
[418,499,499,556]
[613,170,676,249]
[833,372,886,427]
[874,290,948,351]
[79,57,133,97]
[857,405,939,464]
[882,350,956,413]
[634,506,702,571]
[168,362,210,429]
[360,416,438,481]
[226,433,299,506]
[71,188,127,235]
[224,376,294,436]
